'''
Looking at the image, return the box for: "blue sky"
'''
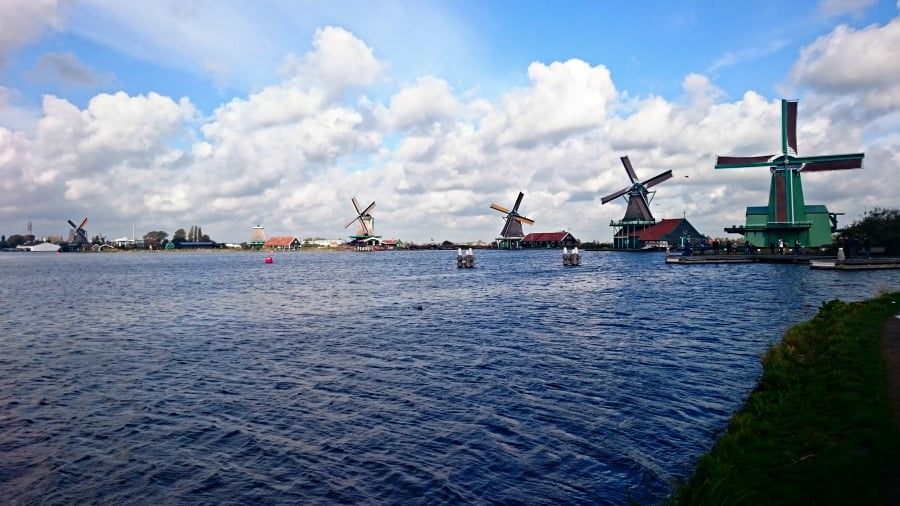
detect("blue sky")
[1,0,898,243]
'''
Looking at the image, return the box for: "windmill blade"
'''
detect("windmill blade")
[490,203,511,214]
[68,220,79,229]
[78,218,88,230]
[634,193,653,221]
[513,215,535,225]
[774,173,788,222]
[358,219,372,236]
[360,201,376,216]
[511,192,524,213]
[715,155,775,168]
[783,99,798,156]
[344,216,360,229]
[351,197,362,215]
[802,158,863,172]
[620,156,638,183]
[642,170,673,189]
[601,186,630,204]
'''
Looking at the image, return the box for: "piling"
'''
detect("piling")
[457,248,475,268]
[563,247,581,266]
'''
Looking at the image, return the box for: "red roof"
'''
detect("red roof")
[522,231,572,242]
[263,236,298,247]
[637,219,682,241]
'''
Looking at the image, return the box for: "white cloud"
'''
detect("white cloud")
[0,22,896,244]
[29,52,107,87]
[791,18,900,110]
[480,59,617,149]
[389,76,461,132]
[0,0,65,68]
[818,0,876,17]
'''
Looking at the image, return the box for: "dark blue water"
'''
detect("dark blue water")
[2,250,899,505]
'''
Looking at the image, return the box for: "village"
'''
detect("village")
[3,100,896,264]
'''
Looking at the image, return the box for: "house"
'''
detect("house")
[614,218,703,249]
[16,241,61,252]
[263,236,301,251]
[521,231,578,249]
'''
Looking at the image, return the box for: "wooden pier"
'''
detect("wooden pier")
[666,253,900,269]
[810,258,900,270]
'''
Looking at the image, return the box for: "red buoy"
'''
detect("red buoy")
[265,256,273,264]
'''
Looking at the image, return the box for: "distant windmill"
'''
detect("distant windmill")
[345,197,380,247]
[66,217,89,246]
[490,191,534,249]
[715,99,864,248]
[601,156,673,249]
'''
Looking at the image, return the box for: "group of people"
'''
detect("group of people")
[836,236,872,258]
[769,239,803,255]
[682,238,742,256]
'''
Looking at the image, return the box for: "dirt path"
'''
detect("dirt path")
[882,311,900,504]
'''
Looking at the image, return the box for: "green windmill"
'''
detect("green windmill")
[716,99,864,248]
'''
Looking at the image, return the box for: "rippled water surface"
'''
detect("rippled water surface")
[2,250,899,504]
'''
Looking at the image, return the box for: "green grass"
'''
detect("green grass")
[674,292,900,505]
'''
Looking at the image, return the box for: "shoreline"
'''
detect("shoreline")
[674,291,900,503]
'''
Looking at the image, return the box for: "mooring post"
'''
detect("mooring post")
[466,248,475,268]
[457,248,464,268]
[572,247,580,266]
[837,247,845,264]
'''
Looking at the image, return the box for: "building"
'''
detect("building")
[250,225,266,248]
[16,242,61,252]
[263,236,301,251]
[521,231,579,249]
[725,205,834,249]
[177,241,218,249]
[614,218,703,250]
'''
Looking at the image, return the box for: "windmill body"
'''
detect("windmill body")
[601,156,673,249]
[490,192,534,249]
[716,99,864,248]
[65,217,89,251]
[345,197,381,248]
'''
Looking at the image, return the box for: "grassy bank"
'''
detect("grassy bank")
[675,291,900,504]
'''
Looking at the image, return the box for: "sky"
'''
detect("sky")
[1,0,898,244]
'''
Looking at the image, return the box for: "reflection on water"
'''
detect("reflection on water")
[1,250,898,504]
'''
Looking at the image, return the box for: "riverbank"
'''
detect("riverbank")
[674,291,900,504]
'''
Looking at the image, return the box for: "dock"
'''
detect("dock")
[810,258,900,270]
[666,253,836,265]
[666,253,900,268]
[665,255,753,264]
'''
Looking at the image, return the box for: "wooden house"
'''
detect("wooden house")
[521,231,578,249]
[614,218,703,249]
[263,236,301,251]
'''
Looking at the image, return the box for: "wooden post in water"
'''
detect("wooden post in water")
[563,247,581,266]
[457,248,475,268]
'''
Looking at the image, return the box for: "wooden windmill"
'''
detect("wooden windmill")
[716,99,864,248]
[490,192,534,249]
[601,156,673,249]
[65,217,89,250]
[345,197,380,247]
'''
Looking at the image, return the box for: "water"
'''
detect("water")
[2,250,899,505]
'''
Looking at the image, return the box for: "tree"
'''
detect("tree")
[841,207,900,255]
[143,230,168,249]
[188,225,203,242]
[6,234,27,248]
[174,228,187,240]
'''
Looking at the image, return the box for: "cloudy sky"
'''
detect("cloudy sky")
[1,0,898,244]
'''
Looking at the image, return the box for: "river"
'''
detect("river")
[2,249,899,504]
